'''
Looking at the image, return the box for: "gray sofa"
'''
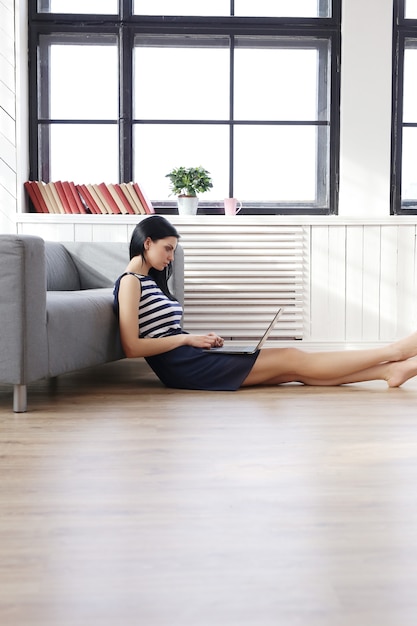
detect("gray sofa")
[0,235,184,412]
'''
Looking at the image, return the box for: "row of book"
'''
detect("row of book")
[24,180,155,215]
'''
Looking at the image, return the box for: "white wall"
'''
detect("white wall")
[339,0,394,217]
[0,0,18,233]
[15,0,28,224]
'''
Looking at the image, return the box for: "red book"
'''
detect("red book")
[76,184,100,214]
[68,181,87,214]
[54,180,73,214]
[61,181,80,214]
[98,182,121,214]
[32,182,50,213]
[133,181,155,214]
[24,181,48,213]
[113,183,136,215]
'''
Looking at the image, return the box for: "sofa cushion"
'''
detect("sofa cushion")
[45,242,81,291]
[63,242,129,289]
[47,289,124,376]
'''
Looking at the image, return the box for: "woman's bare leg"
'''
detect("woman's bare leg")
[242,331,417,387]
[278,359,417,387]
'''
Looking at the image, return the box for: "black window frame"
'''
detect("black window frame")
[391,0,417,214]
[28,0,342,215]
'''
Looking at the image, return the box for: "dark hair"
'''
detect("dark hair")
[129,216,180,299]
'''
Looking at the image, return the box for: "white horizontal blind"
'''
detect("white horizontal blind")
[178,223,306,340]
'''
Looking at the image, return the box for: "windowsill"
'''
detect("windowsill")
[15,212,417,226]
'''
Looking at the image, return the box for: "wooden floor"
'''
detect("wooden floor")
[1,358,417,626]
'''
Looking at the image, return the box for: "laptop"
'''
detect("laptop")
[206,307,284,354]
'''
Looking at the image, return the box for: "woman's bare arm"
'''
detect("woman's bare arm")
[117,274,223,358]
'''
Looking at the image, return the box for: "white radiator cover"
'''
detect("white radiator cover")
[178,223,307,340]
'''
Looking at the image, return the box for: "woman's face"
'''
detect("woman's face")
[145,236,177,271]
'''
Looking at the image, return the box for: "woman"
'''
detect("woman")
[113,215,417,390]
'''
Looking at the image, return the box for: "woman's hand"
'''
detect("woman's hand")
[183,332,224,350]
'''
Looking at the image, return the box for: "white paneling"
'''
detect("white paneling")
[0,182,15,232]
[0,34,14,74]
[345,226,364,341]
[0,0,14,35]
[0,51,14,93]
[18,222,76,241]
[396,225,417,336]
[362,226,382,341]
[0,155,15,196]
[327,225,347,340]
[309,223,417,342]
[74,223,94,242]
[0,0,17,230]
[0,80,14,118]
[0,129,15,167]
[91,223,131,242]
[0,105,15,144]
[380,226,399,340]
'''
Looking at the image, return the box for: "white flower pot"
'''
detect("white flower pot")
[177,196,199,215]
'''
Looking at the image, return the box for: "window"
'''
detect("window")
[38,36,119,183]
[29,1,341,214]
[392,0,417,213]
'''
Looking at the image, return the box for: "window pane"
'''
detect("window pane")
[47,124,118,183]
[134,1,229,16]
[234,126,319,202]
[134,37,229,120]
[235,0,330,18]
[133,0,330,17]
[401,127,417,201]
[403,46,417,122]
[405,0,417,19]
[39,0,117,13]
[134,125,229,200]
[234,44,320,121]
[46,41,118,120]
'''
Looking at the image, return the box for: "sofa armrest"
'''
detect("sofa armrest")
[0,235,48,385]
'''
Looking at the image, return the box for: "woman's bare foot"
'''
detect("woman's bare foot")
[386,358,417,387]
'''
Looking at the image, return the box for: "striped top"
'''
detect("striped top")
[113,272,183,338]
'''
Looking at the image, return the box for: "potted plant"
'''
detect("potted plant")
[165,166,213,215]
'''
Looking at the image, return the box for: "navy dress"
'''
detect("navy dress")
[113,273,259,391]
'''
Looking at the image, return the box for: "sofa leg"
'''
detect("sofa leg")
[13,385,27,413]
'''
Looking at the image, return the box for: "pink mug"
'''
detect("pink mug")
[224,198,242,215]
